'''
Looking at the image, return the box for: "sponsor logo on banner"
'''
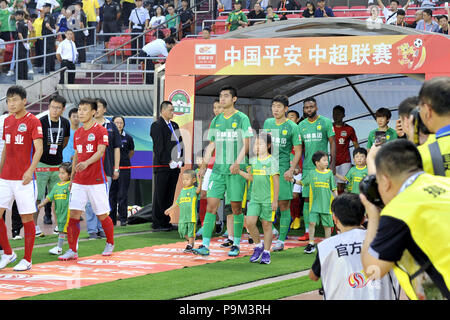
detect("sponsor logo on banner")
[169,90,191,115]
[194,44,217,69]
[398,38,427,70]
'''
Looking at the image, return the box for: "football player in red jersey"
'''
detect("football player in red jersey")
[0,85,43,271]
[59,98,115,261]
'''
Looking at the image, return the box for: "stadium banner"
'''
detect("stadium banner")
[166,35,450,76]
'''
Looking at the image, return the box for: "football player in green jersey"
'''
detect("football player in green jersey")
[297,97,336,242]
[195,85,253,257]
[263,95,302,252]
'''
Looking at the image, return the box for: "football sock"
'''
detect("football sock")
[199,199,207,225]
[101,216,115,245]
[67,218,81,252]
[279,210,291,242]
[303,201,310,233]
[233,213,244,247]
[290,197,300,219]
[0,218,12,255]
[23,221,36,263]
[202,212,216,248]
[57,234,65,249]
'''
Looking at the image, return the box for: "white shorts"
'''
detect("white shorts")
[0,179,38,215]
[335,163,352,184]
[69,183,110,215]
[293,173,302,194]
[201,168,213,192]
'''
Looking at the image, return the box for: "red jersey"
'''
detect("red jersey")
[73,122,109,185]
[333,124,357,166]
[1,113,43,181]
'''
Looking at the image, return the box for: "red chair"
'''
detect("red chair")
[286,14,301,18]
[333,5,349,17]
[434,8,447,15]
[350,5,367,17]
[213,15,228,34]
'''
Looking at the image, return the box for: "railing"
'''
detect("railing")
[0,26,96,83]
[63,67,154,85]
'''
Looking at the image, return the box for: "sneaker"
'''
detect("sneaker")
[195,226,203,237]
[298,232,309,241]
[102,242,114,256]
[215,221,223,233]
[193,245,210,256]
[304,243,316,254]
[97,231,106,239]
[220,239,233,248]
[248,236,254,244]
[35,230,45,238]
[0,252,17,269]
[272,240,284,252]
[28,69,34,74]
[49,246,62,255]
[249,245,264,263]
[260,251,271,264]
[53,226,59,235]
[12,234,23,240]
[88,232,97,240]
[6,70,14,77]
[228,245,240,257]
[13,259,32,271]
[183,245,194,253]
[292,217,301,230]
[58,249,78,261]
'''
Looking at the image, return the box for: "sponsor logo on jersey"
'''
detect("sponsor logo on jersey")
[103,135,109,143]
[37,126,43,135]
[5,134,11,144]
[87,133,95,141]
[18,123,27,132]
[282,129,287,136]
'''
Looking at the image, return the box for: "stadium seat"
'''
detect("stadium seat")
[333,6,349,17]
[434,8,447,15]
[350,5,368,17]
[213,16,228,34]
[286,14,301,18]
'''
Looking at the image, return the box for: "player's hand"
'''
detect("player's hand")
[22,168,33,185]
[37,203,44,210]
[76,161,88,172]
[284,168,294,182]
[294,168,300,175]
[359,193,381,220]
[164,208,171,216]
[271,201,278,212]
[113,170,120,180]
[229,163,240,175]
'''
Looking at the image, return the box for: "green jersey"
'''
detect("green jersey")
[345,165,368,194]
[298,116,335,171]
[46,181,70,228]
[207,110,253,175]
[0,7,14,32]
[249,155,279,204]
[366,127,398,149]
[303,169,336,214]
[227,10,248,31]
[263,118,301,170]
[165,13,179,29]
[176,186,197,223]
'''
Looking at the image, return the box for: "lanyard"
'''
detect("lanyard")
[48,116,61,144]
[167,121,181,158]
[436,124,450,139]
[398,171,424,194]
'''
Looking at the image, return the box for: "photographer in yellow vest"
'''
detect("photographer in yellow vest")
[360,139,450,300]
[418,77,450,177]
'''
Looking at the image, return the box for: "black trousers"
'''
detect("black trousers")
[122,2,135,27]
[34,39,44,67]
[44,35,55,73]
[131,28,144,63]
[151,169,179,229]
[138,50,154,84]
[74,30,86,63]
[86,22,97,46]
[109,169,131,224]
[60,60,76,84]
[17,43,28,80]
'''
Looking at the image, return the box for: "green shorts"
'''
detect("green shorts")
[309,211,334,227]
[37,162,60,201]
[279,167,293,201]
[178,222,196,238]
[302,169,314,198]
[57,209,70,233]
[207,171,247,202]
[247,202,275,222]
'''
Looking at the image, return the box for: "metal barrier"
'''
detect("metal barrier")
[63,67,155,85]
[0,26,96,83]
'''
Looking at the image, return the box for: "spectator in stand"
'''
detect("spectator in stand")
[0,0,15,43]
[69,1,87,64]
[122,0,136,27]
[36,0,60,17]
[217,0,232,12]
[377,0,410,25]
[417,0,438,8]
[56,29,78,84]
[438,15,449,35]
[110,116,135,226]
[14,10,29,80]
[129,0,150,63]
[32,11,44,68]
[41,2,56,74]
[165,4,179,36]
[332,105,359,195]
[149,5,166,29]
[408,9,423,29]
[416,8,439,32]
[82,0,100,47]
[226,0,247,31]
[366,5,383,28]
[201,26,211,39]
[302,1,315,18]
[56,8,71,35]
[392,8,409,27]
[101,0,120,48]
[247,2,265,26]
[178,0,193,37]
[314,0,333,17]
[277,0,300,13]
[266,5,279,21]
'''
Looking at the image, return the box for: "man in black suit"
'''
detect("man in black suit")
[150,101,184,231]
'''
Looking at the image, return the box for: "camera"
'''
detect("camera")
[410,106,431,146]
[359,174,384,208]
[374,131,387,146]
